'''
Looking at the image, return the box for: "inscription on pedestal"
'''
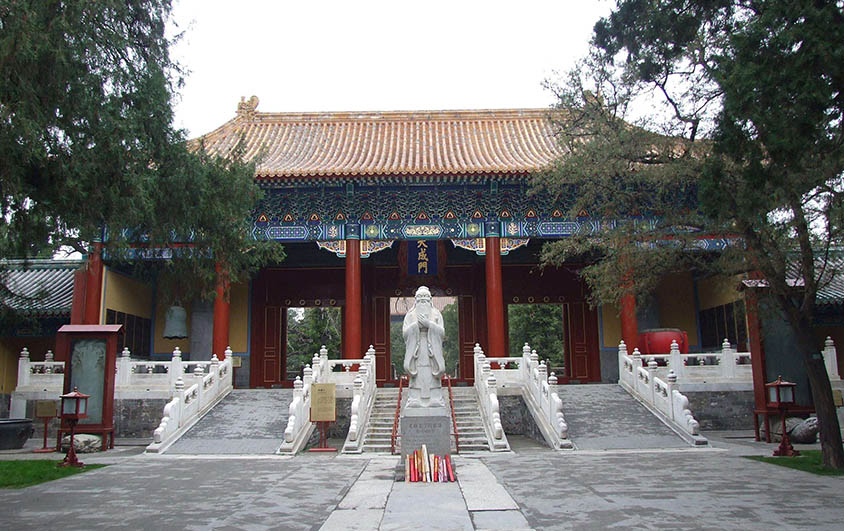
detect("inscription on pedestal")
[401,408,451,459]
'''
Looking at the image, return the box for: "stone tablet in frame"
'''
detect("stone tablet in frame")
[55,324,123,450]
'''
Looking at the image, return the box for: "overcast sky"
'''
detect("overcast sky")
[169,0,614,138]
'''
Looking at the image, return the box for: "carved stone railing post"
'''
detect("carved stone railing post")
[720,338,736,379]
[668,340,684,379]
[311,352,321,380]
[521,342,532,381]
[170,347,184,390]
[487,374,503,440]
[631,347,642,369]
[44,350,54,373]
[349,375,364,441]
[284,377,304,443]
[476,351,486,383]
[117,347,132,386]
[646,358,658,404]
[18,347,31,387]
[617,340,628,386]
[666,369,678,422]
[823,337,839,380]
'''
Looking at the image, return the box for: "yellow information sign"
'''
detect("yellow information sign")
[833,389,843,407]
[310,383,336,422]
[35,400,58,418]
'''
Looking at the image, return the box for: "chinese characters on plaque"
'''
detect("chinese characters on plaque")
[408,240,437,276]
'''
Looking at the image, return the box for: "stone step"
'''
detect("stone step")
[362,387,492,454]
[365,438,395,444]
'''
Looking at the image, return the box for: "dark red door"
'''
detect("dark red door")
[458,295,478,381]
[250,304,282,388]
[563,301,601,382]
[372,296,391,382]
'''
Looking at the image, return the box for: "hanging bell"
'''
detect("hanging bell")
[162,305,188,339]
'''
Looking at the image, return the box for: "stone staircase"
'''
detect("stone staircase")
[361,388,402,453]
[361,387,491,453]
[450,387,492,452]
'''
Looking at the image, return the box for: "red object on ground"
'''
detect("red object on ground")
[638,328,688,354]
[445,454,455,482]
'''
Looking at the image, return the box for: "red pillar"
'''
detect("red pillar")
[344,229,363,359]
[744,284,768,411]
[212,263,230,360]
[485,235,507,357]
[83,242,104,325]
[620,292,639,351]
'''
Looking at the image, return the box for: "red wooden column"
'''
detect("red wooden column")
[620,292,639,351]
[743,282,768,412]
[212,262,230,360]
[344,224,363,359]
[484,224,507,358]
[83,241,104,324]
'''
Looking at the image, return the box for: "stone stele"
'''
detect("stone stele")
[401,406,451,459]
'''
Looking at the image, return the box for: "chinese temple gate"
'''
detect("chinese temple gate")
[196,102,713,388]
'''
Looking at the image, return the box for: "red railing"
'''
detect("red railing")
[390,375,407,455]
[443,374,460,454]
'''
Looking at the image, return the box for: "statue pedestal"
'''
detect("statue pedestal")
[400,406,451,459]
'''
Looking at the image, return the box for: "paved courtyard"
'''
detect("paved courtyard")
[1,433,843,530]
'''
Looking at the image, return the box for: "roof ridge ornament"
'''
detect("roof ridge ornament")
[236,95,259,120]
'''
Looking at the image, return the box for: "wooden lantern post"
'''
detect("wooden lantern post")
[766,375,799,457]
[58,387,90,467]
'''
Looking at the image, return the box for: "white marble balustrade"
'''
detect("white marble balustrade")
[517,343,570,449]
[468,343,570,450]
[146,348,233,453]
[618,341,706,444]
[278,344,377,454]
[637,339,752,383]
[473,344,508,451]
[342,346,377,453]
[626,337,839,384]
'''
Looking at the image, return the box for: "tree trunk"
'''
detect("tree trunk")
[796,325,844,469]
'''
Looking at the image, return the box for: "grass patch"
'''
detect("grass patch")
[746,450,844,476]
[0,460,107,489]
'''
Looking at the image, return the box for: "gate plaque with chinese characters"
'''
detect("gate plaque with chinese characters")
[310,383,336,422]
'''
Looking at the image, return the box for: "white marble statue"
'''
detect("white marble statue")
[403,286,446,408]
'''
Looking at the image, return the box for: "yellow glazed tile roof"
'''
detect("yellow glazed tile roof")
[194,99,562,178]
